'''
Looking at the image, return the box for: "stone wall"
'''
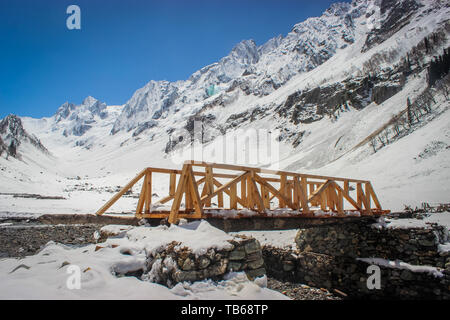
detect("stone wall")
[141,236,265,287]
[263,220,450,299]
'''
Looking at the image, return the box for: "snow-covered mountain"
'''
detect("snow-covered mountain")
[0,114,48,159]
[1,0,449,213]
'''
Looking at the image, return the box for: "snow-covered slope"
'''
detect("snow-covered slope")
[1,0,449,214]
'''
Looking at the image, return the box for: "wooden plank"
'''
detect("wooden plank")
[293,177,300,209]
[96,168,147,215]
[320,191,327,211]
[186,166,204,218]
[204,166,214,207]
[336,186,344,215]
[246,175,253,209]
[136,174,148,214]
[230,183,237,209]
[218,191,224,208]
[261,184,270,209]
[356,183,363,208]
[299,177,309,213]
[280,175,287,208]
[357,183,370,214]
[168,165,189,224]
[241,179,247,207]
[155,194,175,205]
[365,182,372,210]
[169,173,176,196]
[144,172,152,213]
[249,174,264,212]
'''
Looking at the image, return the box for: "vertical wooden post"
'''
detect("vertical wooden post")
[247,175,254,209]
[357,183,363,208]
[168,164,189,224]
[280,175,287,208]
[186,166,204,218]
[300,177,309,213]
[218,190,224,208]
[136,173,148,215]
[204,165,214,207]
[230,183,237,209]
[293,177,300,210]
[250,172,264,212]
[365,182,372,212]
[241,179,247,208]
[169,173,176,196]
[144,171,152,213]
[262,184,270,209]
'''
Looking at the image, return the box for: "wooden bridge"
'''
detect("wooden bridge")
[96,161,389,224]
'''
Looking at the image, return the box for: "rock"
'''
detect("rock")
[246,267,266,280]
[198,256,210,269]
[400,270,414,281]
[229,247,246,260]
[181,257,195,271]
[228,261,242,272]
[244,240,261,254]
[247,257,264,270]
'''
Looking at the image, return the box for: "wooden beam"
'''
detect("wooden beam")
[250,174,264,212]
[144,172,152,213]
[169,173,176,196]
[185,160,370,183]
[252,173,294,209]
[96,168,147,215]
[136,173,148,214]
[187,166,204,218]
[367,182,382,210]
[212,178,246,208]
[230,183,237,209]
[168,165,189,224]
[333,183,362,211]
[201,172,249,203]
[280,175,287,208]
[308,180,333,203]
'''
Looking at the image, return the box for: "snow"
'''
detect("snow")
[357,257,444,278]
[231,230,298,249]
[372,212,450,230]
[124,220,234,256]
[0,221,288,300]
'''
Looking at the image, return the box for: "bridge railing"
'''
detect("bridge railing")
[96,161,388,224]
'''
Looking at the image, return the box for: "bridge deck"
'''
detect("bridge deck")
[96,161,389,224]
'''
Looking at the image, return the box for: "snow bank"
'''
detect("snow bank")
[0,221,287,300]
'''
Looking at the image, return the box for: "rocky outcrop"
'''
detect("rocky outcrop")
[362,0,421,52]
[0,114,48,158]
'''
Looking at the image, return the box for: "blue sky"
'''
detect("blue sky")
[0,0,343,119]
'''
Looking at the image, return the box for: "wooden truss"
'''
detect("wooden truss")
[96,161,389,224]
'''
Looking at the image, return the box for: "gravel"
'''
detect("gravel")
[0,221,99,258]
[267,278,343,300]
